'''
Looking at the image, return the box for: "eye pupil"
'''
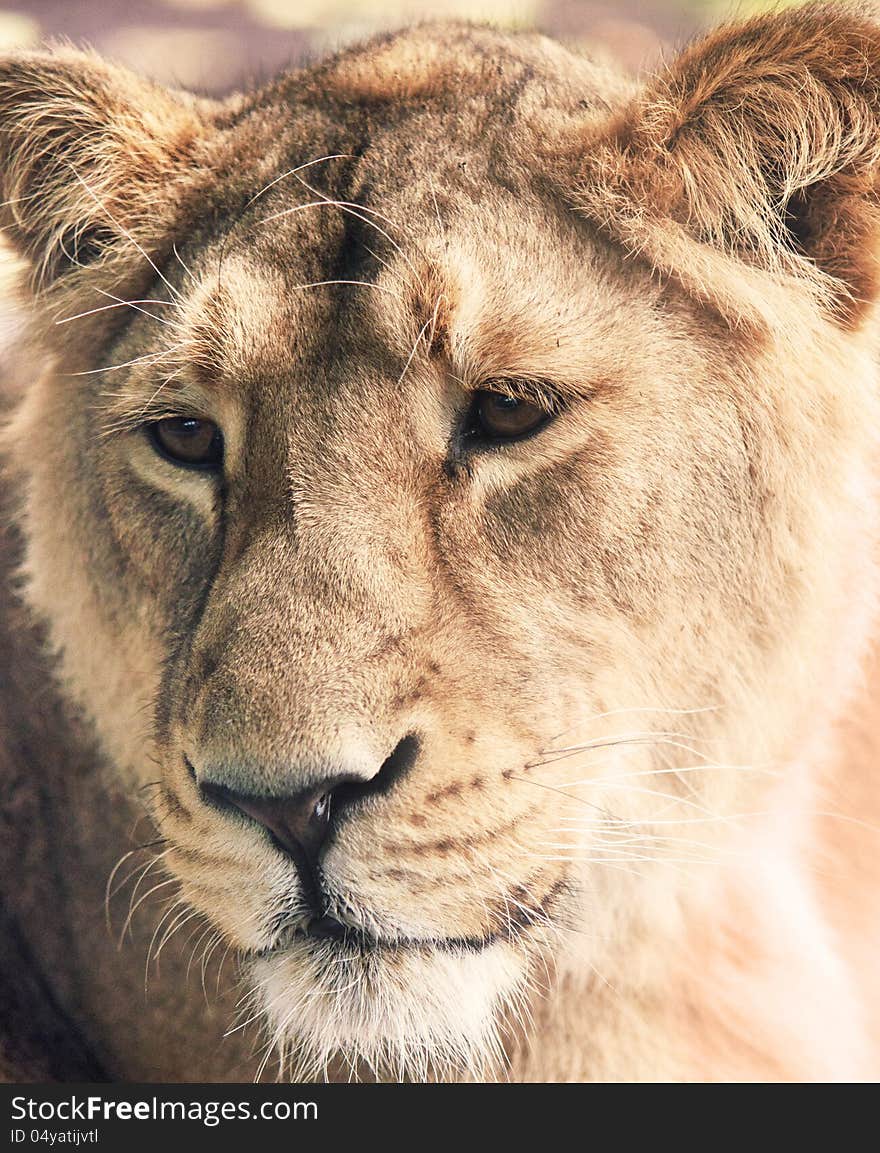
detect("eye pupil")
[149,417,223,470]
[471,387,551,441]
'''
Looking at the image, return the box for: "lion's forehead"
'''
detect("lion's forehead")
[288,23,630,119]
[167,190,665,426]
[150,28,641,409]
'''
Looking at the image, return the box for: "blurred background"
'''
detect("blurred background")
[0,0,799,92]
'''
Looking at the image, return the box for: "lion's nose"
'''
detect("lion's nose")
[206,783,333,861]
[195,735,420,912]
[199,780,336,905]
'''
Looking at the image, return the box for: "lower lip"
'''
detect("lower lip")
[258,879,567,960]
[261,927,499,959]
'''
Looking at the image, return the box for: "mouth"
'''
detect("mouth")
[247,909,540,1081]
[254,877,569,960]
[253,918,502,960]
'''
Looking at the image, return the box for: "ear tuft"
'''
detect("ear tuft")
[0,46,213,293]
[574,2,880,325]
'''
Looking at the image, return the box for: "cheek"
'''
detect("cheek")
[101,460,223,621]
[13,386,224,778]
[475,411,751,610]
[431,407,761,730]
[437,450,623,650]
[17,455,171,779]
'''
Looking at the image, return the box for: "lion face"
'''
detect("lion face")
[4,12,880,1079]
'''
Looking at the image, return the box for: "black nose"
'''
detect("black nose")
[197,736,420,915]
[200,780,335,907]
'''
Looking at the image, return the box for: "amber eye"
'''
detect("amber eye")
[471,389,551,441]
[148,417,224,470]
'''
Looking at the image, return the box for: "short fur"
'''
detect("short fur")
[1,3,879,1082]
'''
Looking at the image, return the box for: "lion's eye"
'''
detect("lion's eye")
[471,389,551,441]
[148,417,224,470]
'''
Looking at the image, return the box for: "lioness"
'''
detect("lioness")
[1,1,879,1083]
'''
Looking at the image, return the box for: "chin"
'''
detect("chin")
[247,935,529,1082]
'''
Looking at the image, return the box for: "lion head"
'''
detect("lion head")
[2,4,880,1080]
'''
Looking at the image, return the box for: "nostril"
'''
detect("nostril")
[199,778,236,812]
[194,738,420,916]
[201,784,333,862]
[331,733,420,814]
[306,914,349,941]
[196,776,348,916]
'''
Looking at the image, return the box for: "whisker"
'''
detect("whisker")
[155,907,202,961]
[556,811,774,827]
[144,898,187,992]
[261,195,424,289]
[361,242,395,275]
[55,297,181,327]
[133,368,185,423]
[551,780,721,819]
[531,730,717,768]
[290,278,406,302]
[68,341,192,377]
[104,840,167,932]
[568,762,780,782]
[118,877,178,949]
[171,242,199,288]
[68,165,186,305]
[544,828,741,854]
[811,809,880,836]
[184,924,215,983]
[93,286,186,329]
[244,153,355,210]
[397,311,436,387]
[195,930,224,998]
[529,852,713,870]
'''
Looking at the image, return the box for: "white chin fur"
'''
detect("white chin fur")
[248,938,527,1082]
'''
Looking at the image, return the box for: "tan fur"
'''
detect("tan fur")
[1,3,879,1082]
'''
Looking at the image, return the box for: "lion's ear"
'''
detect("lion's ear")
[575,2,880,326]
[0,47,216,295]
